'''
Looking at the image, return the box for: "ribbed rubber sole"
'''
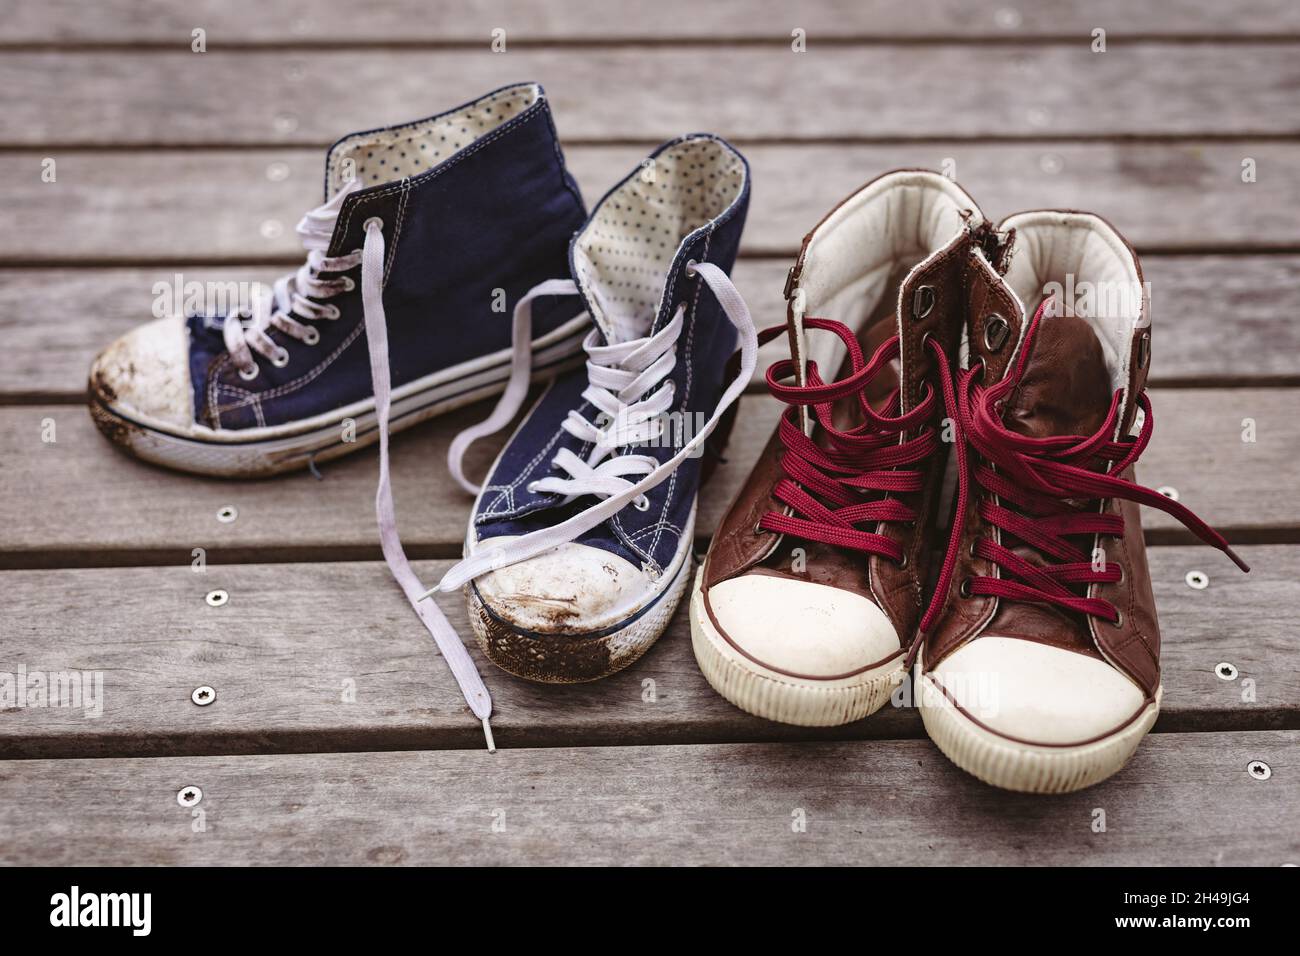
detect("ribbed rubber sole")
[468,552,692,684]
[915,651,1161,793]
[689,567,906,727]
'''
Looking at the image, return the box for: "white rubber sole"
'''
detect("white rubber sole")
[689,567,906,727]
[915,648,1161,793]
[468,545,693,684]
[89,317,588,478]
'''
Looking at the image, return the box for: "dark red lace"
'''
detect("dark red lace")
[918,301,1249,643]
[757,318,947,562]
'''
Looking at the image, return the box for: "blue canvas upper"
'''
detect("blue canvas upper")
[471,135,751,576]
[186,82,587,430]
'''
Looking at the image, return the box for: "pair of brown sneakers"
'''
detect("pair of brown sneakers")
[690,171,1246,793]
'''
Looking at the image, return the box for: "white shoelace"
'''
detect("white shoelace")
[435,260,757,591]
[355,215,755,750]
[358,219,498,750]
[222,180,364,377]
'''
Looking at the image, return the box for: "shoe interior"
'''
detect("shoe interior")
[572,135,747,344]
[792,170,981,382]
[1000,210,1145,394]
[324,82,542,196]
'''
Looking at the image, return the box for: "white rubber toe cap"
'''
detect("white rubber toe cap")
[929,637,1148,745]
[705,574,901,679]
[90,317,194,430]
[473,538,655,635]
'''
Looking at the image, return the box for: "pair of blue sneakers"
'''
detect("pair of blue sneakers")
[89,83,756,747]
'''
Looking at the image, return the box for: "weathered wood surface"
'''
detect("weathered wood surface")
[4,143,1293,266]
[0,546,1289,759]
[6,255,1297,403]
[0,732,1292,865]
[0,388,1288,567]
[2,0,1296,870]
[10,0,1299,45]
[3,47,1297,147]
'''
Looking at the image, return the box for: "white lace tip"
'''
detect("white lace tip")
[416,585,439,601]
[482,718,497,753]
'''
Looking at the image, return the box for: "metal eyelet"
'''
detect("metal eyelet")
[913,285,936,319]
[324,305,342,319]
[633,496,650,512]
[270,347,291,368]
[302,327,321,346]
[1115,564,1125,585]
[1111,609,1124,627]
[897,551,909,569]
[968,540,978,559]
[685,258,699,276]
[238,363,259,381]
[363,216,384,233]
[1137,332,1151,370]
[959,577,973,598]
[526,481,541,494]
[341,276,356,292]
[984,313,1010,351]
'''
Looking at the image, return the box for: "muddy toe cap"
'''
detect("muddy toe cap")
[89,317,194,430]
[473,540,657,635]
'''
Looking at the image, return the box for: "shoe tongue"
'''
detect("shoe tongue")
[1002,299,1115,439]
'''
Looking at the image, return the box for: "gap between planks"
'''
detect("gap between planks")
[4,46,1299,146]
[0,389,1294,568]
[5,143,1298,263]
[0,547,1292,760]
[4,256,1299,404]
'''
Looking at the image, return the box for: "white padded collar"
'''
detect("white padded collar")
[791,170,983,385]
[999,210,1146,396]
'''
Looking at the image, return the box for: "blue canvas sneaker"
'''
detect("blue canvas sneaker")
[361,134,754,746]
[424,134,757,684]
[88,82,589,477]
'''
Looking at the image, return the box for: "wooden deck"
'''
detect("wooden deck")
[1,0,1297,866]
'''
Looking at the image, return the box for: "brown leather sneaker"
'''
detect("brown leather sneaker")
[690,170,988,726]
[914,210,1247,792]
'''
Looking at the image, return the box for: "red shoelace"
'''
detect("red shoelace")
[757,318,949,562]
[918,301,1249,641]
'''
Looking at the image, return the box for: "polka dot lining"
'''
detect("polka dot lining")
[573,137,746,343]
[325,83,541,195]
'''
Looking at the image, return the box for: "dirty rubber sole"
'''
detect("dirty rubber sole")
[915,648,1161,793]
[468,550,693,684]
[88,319,588,478]
[689,567,907,727]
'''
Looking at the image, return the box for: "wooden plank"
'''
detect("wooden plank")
[4,143,1295,265]
[3,46,1297,147]
[0,389,1290,565]
[5,255,1295,403]
[0,545,1291,759]
[10,0,1300,44]
[0,732,1292,865]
